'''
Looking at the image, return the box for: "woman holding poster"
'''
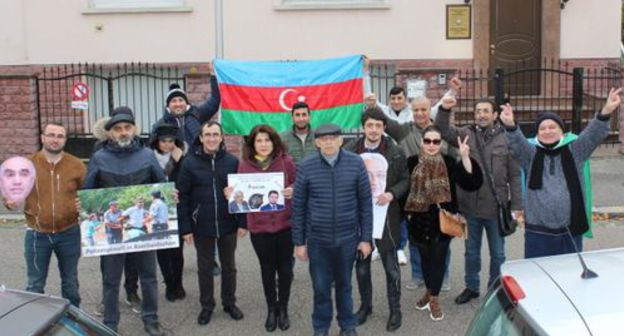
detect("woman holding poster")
[230,124,296,332]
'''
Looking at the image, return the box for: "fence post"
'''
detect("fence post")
[572,67,584,134]
[107,71,114,115]
[494,68,505,108]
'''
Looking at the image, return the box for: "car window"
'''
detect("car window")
[466,283,539,336]
[42,305,116,336]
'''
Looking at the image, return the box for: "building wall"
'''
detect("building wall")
[560,0,621,59]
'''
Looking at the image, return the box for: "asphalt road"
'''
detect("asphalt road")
[1,218,624,336]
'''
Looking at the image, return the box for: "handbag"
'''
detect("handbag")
[438,205,468,239]
[474,134,517,237]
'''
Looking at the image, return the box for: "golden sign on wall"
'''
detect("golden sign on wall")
[446,4,471,39]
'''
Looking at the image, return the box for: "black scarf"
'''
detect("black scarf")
[528,143,588,235]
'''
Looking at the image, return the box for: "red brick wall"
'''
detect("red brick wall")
[0,74,40,161]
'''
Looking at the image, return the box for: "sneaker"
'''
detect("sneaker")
[415,291,430,311]
[144,321,166,336]
[94,302,104,316]
[405,278,424,290]
[397,250,408,266]
[371,249,380,261]
[125,292,142,313]
[429,296,444,321]
[441,278,451,292]
[213,261,221,276]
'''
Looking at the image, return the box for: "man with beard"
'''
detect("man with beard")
[435,98,522,305]
[280,102,316,165]
[3,122,86,308]
[83,106,167,336]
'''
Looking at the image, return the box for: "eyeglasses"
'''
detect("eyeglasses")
[423,138,442,145]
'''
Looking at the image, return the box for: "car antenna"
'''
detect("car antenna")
[566,228,598,279]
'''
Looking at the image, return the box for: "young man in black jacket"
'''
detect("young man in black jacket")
[176,121,246,326]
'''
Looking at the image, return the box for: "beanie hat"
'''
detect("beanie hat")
[154,122,179,141]
[105,106,135,131]
[166,83,188,106]
[535,111,565,132]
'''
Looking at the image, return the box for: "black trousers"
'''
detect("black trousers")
[156,235,185,291]
[250,229,294,309]
[355,247,401,312]
[194,233,238,311]
[123,253,139,296]
[416,237,451,296]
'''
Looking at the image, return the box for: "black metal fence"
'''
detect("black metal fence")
[369,60,622,144]
[36,63,185,157]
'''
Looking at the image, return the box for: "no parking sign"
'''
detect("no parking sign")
[71,82,89,110]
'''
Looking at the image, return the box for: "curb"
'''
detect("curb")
[593,206,624,218]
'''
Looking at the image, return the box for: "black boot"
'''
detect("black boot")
[277,306,290,331]
[386,310,402,332]
[355,305,372,326]
[265,308,277,332]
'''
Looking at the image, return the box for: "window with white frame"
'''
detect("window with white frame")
[278,0,389,10]
[90,0,185,10]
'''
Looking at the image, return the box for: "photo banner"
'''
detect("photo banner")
[78,182,179,257]
[214,55,364,135]
[227,172,285,214]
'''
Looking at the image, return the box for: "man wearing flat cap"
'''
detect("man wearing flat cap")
[83,106,168,336]
[292,123,373,336]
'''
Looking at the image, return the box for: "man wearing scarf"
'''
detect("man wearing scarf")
[500,88,621,258]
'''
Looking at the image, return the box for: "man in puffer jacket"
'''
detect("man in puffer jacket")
[176,121,246,326]
[83,106,166,336]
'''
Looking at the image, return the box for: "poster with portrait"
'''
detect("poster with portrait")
[77,182,179,257]
[360,153,389,239]
[0,156,36,205]
[227,172,285,214]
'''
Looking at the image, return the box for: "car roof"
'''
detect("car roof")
[502,248,624,336]
[0,287,68,335]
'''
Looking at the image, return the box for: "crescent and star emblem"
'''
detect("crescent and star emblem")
[278,89,306,111]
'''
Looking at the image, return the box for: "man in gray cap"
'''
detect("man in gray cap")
[292,123,373,336]
[83,106,167,336]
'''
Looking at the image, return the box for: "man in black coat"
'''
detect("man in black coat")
[344,109,409,331]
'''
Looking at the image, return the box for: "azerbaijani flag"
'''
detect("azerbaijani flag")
[214,55,364,135]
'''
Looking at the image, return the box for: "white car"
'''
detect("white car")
[466,248,624,336]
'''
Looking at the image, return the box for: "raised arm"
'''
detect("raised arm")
[195,64,221,123]
[499,103,535,170]
[434,96,469,147]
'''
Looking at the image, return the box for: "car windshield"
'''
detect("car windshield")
[466,282,538,336]
[42,305,116,336]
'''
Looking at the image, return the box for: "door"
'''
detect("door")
[490,0,541,95]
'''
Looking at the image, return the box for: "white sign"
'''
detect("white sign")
[227,172,285,214]
[406,79,427,99]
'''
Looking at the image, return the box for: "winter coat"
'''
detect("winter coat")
[435,107,522,218]
[292,149,373,246]
[176,145,243,238]
[343,136,409,252]
[280,127,316,165]
[237,152,297,234]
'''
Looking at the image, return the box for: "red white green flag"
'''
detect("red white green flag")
[214,55,364,135]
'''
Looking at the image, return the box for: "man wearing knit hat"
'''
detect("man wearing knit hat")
[500,88,622,258]
[85,106,168,336]
[151,63,221,150]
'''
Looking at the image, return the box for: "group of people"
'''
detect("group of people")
[2,59,621,336]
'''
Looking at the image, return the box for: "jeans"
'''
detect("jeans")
[409,243,450,283]
[157,235,185,291]
[250,229,294,309]
[524,229,583,259]
[24,225,81,307]
[464,216,505,293]
[101,251,159,331]
[355,247,401,312]
[399,219,408,250]
[308,240,358,333]
[194,233,238,311]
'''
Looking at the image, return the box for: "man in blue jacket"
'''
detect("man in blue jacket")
[83,106,167,336]
[176,121,246,326]
[292,124,373,336]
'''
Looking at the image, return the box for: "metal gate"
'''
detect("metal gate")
[36,63,185,158]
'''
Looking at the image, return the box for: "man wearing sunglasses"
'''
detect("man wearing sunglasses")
[435,97,522,305]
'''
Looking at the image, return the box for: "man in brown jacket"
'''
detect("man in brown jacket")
[4,122,86,307]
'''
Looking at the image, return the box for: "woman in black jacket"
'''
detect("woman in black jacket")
[405,126,482,322]
[150,122,186,302]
